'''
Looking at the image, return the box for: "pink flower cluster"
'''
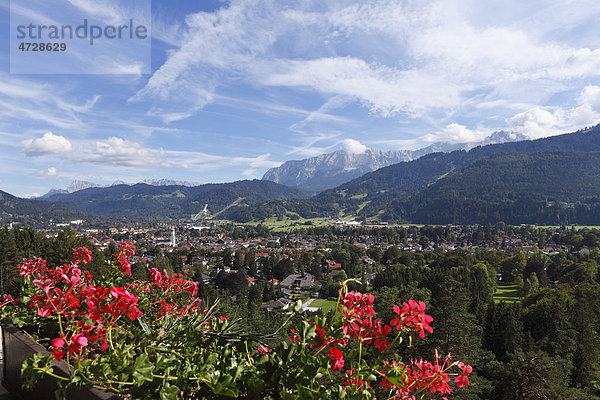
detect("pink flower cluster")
[390,299,434,338]
[114,242,135,275]
[16,244,147,362]
[51,322,108,361]
[72,247,93,265]
[288,322,348,372]
[148,268,198,297]
[379,351,473,399]
[339,291,394,352]
[290,289,472,397]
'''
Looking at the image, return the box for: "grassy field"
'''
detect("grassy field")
[310,299,338,313]
[262,217,331,231]
[493,283,520,303]
[536,225,600,230]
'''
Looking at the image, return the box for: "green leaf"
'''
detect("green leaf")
[380,369,405,388]
[212,382,239,398]
[159,383,180,400]
[132,353,155,386]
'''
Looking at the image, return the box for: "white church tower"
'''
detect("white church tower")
[170,227,176,247]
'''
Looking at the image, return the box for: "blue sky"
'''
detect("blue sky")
[1,0,600,197]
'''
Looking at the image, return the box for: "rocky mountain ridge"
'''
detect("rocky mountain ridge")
[262,131,528,192]
[40,179,201,198]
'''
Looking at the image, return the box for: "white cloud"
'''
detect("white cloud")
[76,137,164,167]
[423,123,489,144]
[508,108,562,139]
[67,0,150,28]
[22,193,42,199]
[156,111,195,124]
[56,95,100,114]
[0,80,47,100]
[0,74,99,130]
[134,0,600,124]
[35,167,58,178]
[67,0,124,24]
[288,95,354,133]
[232,153,282,169]
[21,132,73,156]
[162,150,282,173]
[8,3,61,26]
[285,132,340,157]
[286,144,334,157]
[544,48,600,80]
[101,61,145,76]
[369,137,421,151]
[505,85,600,139]
[131,0,278,121]
[568,85,600,126]
[342,139,367,154]
[262,57,459,117]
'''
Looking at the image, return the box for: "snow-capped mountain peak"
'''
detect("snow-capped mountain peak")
[263,131,526,192]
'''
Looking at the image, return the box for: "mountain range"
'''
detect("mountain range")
[262,131,528,192]
[231,124,600,225]
[40,179,201,198]
[41,180,306,219]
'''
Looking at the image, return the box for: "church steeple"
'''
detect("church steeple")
[170,227,176,247]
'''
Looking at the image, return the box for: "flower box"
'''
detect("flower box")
[2,325,118,400]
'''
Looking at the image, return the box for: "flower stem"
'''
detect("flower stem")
[57,313,64,336]
[358,341,363,367]
[387,329,403,350]
[107,326,115,353]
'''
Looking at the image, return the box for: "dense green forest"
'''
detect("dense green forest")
[401,151,600,225]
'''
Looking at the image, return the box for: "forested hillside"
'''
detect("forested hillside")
[0,190,84,225]
[405,152,600,224]
[44,180,306,218]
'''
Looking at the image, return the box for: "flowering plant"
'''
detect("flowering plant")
[1,244,471,399]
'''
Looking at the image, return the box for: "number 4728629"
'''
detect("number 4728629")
[18,42,66,51]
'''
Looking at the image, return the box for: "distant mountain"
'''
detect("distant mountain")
[40,188,69,198]
[139,179,200,187]
[262,131,528,192]
[40,180,100,199]
[0,190,84,225]
[263,148,415,193]
[67,180,103,192]
[231,124,600,224]
[40,179,202,199]
[44,180,307,219]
